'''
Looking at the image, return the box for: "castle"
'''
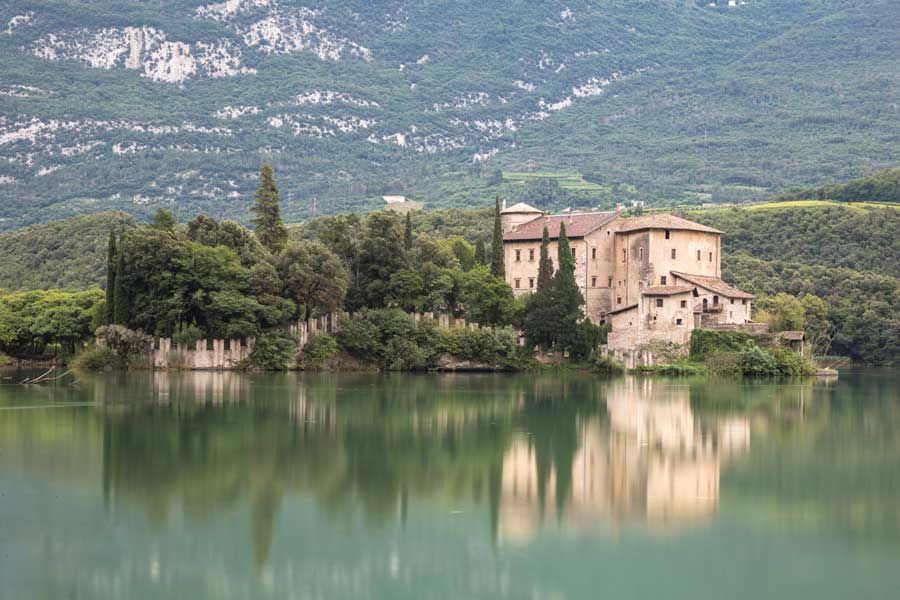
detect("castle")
[500,203,759,366]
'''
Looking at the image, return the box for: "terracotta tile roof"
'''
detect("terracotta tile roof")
[500,202,542,214]
[642,285,695,296]
[616,214,723,234]
[671,271,755,299]
[503,211,619,241]
[607,303,638,316]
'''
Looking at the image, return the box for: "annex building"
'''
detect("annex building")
[500,203,759,367]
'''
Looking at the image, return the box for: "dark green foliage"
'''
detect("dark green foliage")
[475,239,487,266]
[105,230,117,323]
[151,208,176,232]
[404,211,413,251]
[172,323,203,346]
[349,212,407,311]
[441,327,519,367]
[299,333,339,370]
[0,212,133,291]
[690,330,754,361]
[537,227,554,290]
[567,321,603,362]
[594,354,625,374]
[249,331,297,370]
[112,249,128,325]
[250,165,289,254]
[783,167,900,204]
[277,241,348,321]
[490,197,505,279]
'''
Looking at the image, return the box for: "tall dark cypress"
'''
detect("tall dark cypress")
[490,196,505,278]
[537,226,554,290]
[551,222,585,351]
[475,239,486,266]
[404,210,413,251]
[250,164,289,253]
[105,230,117,323]
[112,248,128,326]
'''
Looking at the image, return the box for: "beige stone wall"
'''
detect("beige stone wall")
[153,338,254,369]
[614,228,721,307]
[641,292,695,334]
[504,221,621,322]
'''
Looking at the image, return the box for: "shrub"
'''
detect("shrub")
[384,337,429,370]
[690,329,753,360]
[706,352,744,376]
[335,316,382,359]
[594,354,625,374]
[739,345,778,376]
[635,361,705,376]
[249,331,298,370]
[72,345,118,370]
[300,333,339,370]
[441,326,518,366]
[771,347,816,376]
[568,321,602,362]
[95,325,154,360]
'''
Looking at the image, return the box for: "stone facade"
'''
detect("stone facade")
[501,206,761,366]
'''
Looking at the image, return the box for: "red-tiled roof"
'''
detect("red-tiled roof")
[616,214,723,234]
[503,211,619,241]
[642,285,695,296]
[671,271,755,299]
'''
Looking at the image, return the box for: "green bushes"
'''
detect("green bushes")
[299,334,339,371]
[690,329,814,376]
[594,354,625,374]
[74,325,153,370]
[335,309,521,370]
[248,331,298,370]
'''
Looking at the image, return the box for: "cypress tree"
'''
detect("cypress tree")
[404,210,413,251]
[251,164,289,253]
[112,247,128,325]
[551,222,585,352]
[490,196,505,278]
[475,239,486,266]
[105,230,117,323]
[537,226,554,290]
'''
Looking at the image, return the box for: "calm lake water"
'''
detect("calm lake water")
[1,370,899,599]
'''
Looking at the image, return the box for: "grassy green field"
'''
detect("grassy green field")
[502,171,605,192]
[746,200,900,211]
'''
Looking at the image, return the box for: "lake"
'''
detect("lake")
[1,370,899,599]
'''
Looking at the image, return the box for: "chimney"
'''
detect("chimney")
[502,198,507,210]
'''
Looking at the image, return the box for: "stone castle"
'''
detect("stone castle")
[500,203,760,367]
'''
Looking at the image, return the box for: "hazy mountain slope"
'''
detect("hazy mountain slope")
[2,0,899,229]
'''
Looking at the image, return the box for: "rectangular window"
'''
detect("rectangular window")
[514,278,521,289]
[656,298,664,308]
[639,247,644,259]
[680,300,687,308]
[660,276,667,285]
[742,299,747,305]
[730,298,735,304]
[697,250,701,261]
[676,318,683,326]
[591,247,597,259]
[529,248,535,262]
[608,277,613,287]
[617,297,622,305]
[529,278,535,289]
[709,252,713,262]
[515,250,521,262]
[665,230,671,240]
[591,276,597,287]
[671,248,676,259]
[623,249,627,262]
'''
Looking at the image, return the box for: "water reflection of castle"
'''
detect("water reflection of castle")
[499,378,750,542]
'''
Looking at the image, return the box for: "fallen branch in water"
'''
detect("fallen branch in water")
[20,366,54,384]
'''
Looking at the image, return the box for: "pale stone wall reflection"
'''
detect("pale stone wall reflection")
[498,377,750,542]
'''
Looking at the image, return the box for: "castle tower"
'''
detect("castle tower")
[500,202,543,234]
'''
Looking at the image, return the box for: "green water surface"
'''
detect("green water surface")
[1,370,899,599]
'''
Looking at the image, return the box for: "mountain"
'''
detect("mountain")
[2,0,900,229]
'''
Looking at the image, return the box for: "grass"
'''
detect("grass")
[746,200,900,211]
[502,171,605,192]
